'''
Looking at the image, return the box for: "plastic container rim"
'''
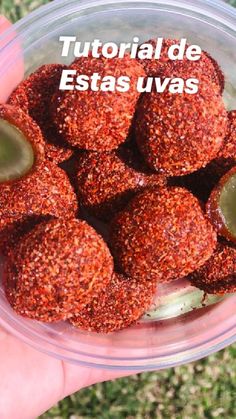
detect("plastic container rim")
[0,0,235,369]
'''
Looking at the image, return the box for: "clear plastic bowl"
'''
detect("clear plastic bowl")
[0,0,235,370]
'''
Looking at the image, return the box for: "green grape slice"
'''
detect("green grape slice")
[218,173,236,238]
[143,278,224,321]
[0,119,34,182]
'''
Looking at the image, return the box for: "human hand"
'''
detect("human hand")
[0,325,133,419]
[0,16,138,419]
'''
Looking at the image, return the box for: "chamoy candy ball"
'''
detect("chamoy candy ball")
[76,148,165,221]
[207,166,236,243]
[70,272,157,333]
[0,161,78,219]
[8,64,73,164]
[218,110,236,159]
[0,104,45,182]
[138,38,224,94]
[4,218,114,322]
[135,86,228,176]
[0,214,50,256]
[110,187,217,282]
[0,214,28,256]
[52,54,145,151]
[189,243,236,295]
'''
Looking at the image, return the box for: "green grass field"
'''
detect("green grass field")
[1,0,236,418]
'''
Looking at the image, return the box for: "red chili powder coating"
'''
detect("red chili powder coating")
[189,242,236,295]
[138,39,224,93]
[51,54,145,151]
[0,161,78,219]
[169,157,236,203]
[8,83,28,113]
[0,214,25,255]
[135,85,228,176]
[0,214,51,256]
[8,64,73,164]
[218,110,236,159]
[4,218,114,322]
[110,187,217,282]
[44,142,73,164]
[76,147,166,221]
[70,272,157,333]
[206,166,236,243]
[0,103,45,168]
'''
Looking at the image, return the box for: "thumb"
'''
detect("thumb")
[0,15,24,103]
[0,15,12,31]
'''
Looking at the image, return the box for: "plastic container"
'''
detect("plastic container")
[0,0,235,370]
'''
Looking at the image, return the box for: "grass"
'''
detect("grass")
[41,346,236,418]
[1,0,236,418]
[0,0,52,22]
[1,0,236,22]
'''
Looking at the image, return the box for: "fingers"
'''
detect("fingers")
[0,15,24,102]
